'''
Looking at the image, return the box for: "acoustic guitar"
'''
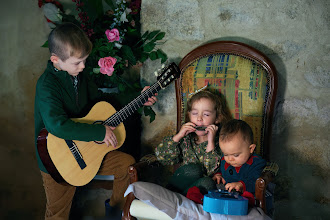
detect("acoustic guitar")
[37,62,180,186]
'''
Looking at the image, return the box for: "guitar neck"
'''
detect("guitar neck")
[103,82,161,127]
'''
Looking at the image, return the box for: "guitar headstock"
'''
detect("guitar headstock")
[155,62,180,89]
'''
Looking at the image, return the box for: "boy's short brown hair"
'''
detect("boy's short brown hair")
[48,22,92,61]
[185,90,232,124]
[219,119,254,144]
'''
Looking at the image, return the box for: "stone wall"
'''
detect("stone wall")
[139,0,330,219]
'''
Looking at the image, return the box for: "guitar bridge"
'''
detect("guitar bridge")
[65,140,87,170]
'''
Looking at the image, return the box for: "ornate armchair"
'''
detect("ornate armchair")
[123,41,279,220]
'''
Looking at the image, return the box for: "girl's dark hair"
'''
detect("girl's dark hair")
[48,22,92,61]
[219,119,254,144]
[185,90,232,124]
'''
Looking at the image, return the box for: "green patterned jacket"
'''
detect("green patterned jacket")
[155,134,222,176]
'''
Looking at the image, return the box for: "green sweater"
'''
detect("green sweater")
[34,61,106,173]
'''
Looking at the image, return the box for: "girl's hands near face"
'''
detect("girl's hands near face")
[205,124,218,152]
[173,122,196,142]
[205,124,218,142]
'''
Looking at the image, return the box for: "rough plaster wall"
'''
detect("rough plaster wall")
[0,1,50,219]
[0,1,112,218]
[140,0,330,218]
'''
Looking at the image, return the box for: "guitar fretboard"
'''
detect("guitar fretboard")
[102,82,161,127]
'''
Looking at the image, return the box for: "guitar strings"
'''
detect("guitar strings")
[103,83,158,126]
[102,68,170,127]
[104,82,159,126]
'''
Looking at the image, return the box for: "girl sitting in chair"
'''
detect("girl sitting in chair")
[155,90,232,202]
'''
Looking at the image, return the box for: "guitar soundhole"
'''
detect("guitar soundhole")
[93,120,105,144]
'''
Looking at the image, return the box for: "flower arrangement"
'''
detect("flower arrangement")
[38,0,168,121]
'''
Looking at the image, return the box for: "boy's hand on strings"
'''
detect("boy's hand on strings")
[103,125,118,148]
[141,86,158,106]
[173,122,196,142]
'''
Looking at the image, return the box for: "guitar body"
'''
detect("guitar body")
[38,101,126,186]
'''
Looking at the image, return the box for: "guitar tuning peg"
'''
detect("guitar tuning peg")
[161,64,165,69]
[154,71,158,76]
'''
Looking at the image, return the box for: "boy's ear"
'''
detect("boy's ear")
[50,54,60,64]
[249,144,256,153]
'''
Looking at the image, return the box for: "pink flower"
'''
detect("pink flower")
[98,56,117,76]
[105,29,120,42]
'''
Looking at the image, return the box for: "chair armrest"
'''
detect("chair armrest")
[128,154,162,184]
[128,160,151,183]
[255,162,278,212]
[122,192,136,220]
[124,155,163,220]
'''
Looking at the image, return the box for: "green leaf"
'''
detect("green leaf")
[98,45,109,52]
[133,82,142,89]
[141,31,149,39]
[99,51,106,58]
[156,49,168,63]
[93,68,101,74]
[154,32,166,41]
[147,30,161,40]
[137,107,143,114]
[103,0,117,10]
[143,42,156,52]
[118,83,126,92]
[121,45,136,64]
[41,41,48,48]
[61,13,80,26]
[143,106,156,123]
[149,51,158,61]
[84,0,103,21]
[139,52,149,63]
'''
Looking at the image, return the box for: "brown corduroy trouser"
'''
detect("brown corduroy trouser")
[41,150,135,220]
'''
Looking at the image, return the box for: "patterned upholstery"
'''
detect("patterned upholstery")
[176,41,278,160]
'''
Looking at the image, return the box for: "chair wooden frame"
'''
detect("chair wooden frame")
[123,41,278,220]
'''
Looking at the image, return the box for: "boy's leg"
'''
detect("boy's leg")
[41,171,76,220]
[97,150,136,209]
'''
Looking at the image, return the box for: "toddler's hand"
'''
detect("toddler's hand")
[212,173,226,185]
[225,182,243,192]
